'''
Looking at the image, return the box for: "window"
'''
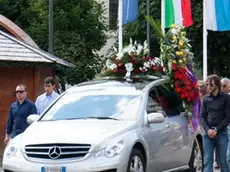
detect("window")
[41,93,141,121]
[109,0,118,30]
[154,84,184,117]
[146,90,163,114]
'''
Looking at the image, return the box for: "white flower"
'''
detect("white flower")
[154,57,161,65]
[171,28,178,35]
[123,45,135,55]
[143,62,150,68]
[116,52,123,60]
[136,44,143,55]
[149,59,155,66]
[109,63,117,70]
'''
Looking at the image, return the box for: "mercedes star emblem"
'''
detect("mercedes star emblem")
[48,146,62,159]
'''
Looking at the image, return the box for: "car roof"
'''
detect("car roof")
[66,75,169,94]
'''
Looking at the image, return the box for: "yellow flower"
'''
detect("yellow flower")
[172,60,177,63]
[171,24,176,28]
[180,52,184,56]
[173,36,177,41]
[179,41,184,46]
[183,58,187,62]
[176,51,180,55]
[179,60,183,63]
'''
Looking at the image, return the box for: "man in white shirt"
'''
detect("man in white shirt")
[35,76,60,115]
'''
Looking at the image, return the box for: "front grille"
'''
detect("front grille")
[25,143,91,160]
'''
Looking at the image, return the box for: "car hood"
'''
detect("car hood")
[21,119,135,146]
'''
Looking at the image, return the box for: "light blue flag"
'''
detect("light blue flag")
[122,0,138,25]
[207,0,230,31]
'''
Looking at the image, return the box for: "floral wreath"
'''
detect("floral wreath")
[101,39,165,81]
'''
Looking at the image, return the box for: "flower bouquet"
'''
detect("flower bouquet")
[160,24,198,113]
[101,39,165,81]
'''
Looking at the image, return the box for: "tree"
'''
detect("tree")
[123,0,230,78]
[0,0,108,85]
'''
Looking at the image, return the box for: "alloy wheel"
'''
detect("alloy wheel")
[129,155,144,172]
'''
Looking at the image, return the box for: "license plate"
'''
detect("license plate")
[41,167,66,172]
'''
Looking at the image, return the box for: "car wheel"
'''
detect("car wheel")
[188,141,204,172]
[127,148,146,172]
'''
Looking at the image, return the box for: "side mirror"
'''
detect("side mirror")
[27,114,39,125]
[147,112,165,123]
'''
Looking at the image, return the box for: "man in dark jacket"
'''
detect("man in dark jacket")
[200,74,230,172]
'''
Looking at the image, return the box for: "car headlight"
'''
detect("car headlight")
[105,140,124,158]
[4,135,22,158]
[5,143,18,158]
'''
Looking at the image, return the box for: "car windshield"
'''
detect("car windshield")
[40,91,141,121]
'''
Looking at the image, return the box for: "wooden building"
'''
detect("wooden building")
[0,15,74,138]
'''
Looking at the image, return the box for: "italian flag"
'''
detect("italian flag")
[165,0,193,28]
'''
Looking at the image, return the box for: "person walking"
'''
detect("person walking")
[4,84,37,145]
[35,76,59,115]
[200,74,230,172]
[221,77,230,171]
[221,78,230,94]
[197,80,207,102]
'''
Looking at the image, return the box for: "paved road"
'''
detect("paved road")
[0,166,221,172]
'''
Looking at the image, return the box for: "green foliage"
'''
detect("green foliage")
[0,0,107,85]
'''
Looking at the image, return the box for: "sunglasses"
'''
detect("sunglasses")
[206,82,214,88]
[15,90,25,94]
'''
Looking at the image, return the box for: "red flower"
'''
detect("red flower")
[113,68,117,73]
[119,68,125,73]
[134,69,139,74]
[142,56,146,60]
[132,53,136,58]
[104,67,108,71]
[118,63,123,67]
[172,64,177,70]
[159,66,164,72]
[142,69,147,73]
[152,66,158,71]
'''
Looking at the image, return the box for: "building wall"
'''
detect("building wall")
[96,0,118,57]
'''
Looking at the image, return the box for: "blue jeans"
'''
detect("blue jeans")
[227,127,230,171]
[202,130,228,172]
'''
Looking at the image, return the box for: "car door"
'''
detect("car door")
[144,88,177,171]
[154,83,194,169]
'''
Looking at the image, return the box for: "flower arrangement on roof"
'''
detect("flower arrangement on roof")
[101,39,165,81]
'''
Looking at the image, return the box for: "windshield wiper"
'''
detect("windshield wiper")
[43,117,119,121]
[87,116,119,120]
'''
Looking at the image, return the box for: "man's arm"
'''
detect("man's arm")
[5,107,14,144]
[200,99,209,132]
[31,103,38,115]
[216,94,230,132]
[35,97,40,115]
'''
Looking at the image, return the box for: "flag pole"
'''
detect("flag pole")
[203,0,208,80]
[147,0,150,55]
[161,0,165,34]
[118,0,123,53]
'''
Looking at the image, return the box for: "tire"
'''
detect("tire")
[188,141,204,172]
[127,148,146,172]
